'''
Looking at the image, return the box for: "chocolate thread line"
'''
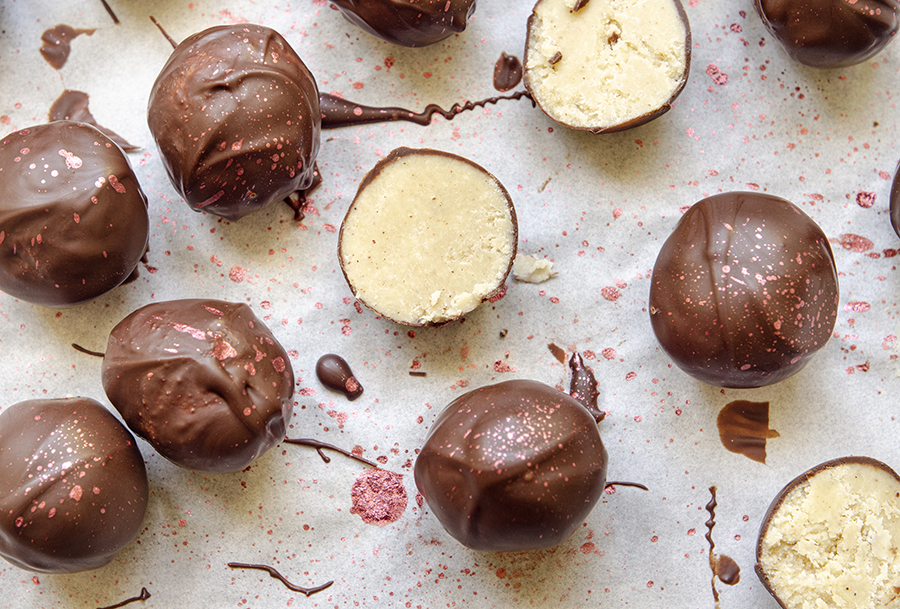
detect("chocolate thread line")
[71,343,105,358]
[149,16,177,49]
[99,0,120,24]
[284,438,377,468]
[95,587,150,609]
[604,480,649,492]
[227,562,333,597]
[705,486,720,604]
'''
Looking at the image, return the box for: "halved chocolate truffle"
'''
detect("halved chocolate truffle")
[338,147,517,326]
[102,299,294,473]
[414,380,608,552]
[756,457,900,608]
[331,0,476,47]
[649,192,838,388]
[755,0,900,68]
[0,121,149,306]
[0,397,148,573]
[524,0,691,133]
[147,24,320,221]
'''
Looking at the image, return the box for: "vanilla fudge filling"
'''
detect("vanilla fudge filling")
[758,459,900,609]
[339,148,516,326]
[526,0,689,130]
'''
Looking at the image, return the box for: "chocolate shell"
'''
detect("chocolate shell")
[0,397,148,573]
[331,0,476,47]
[414,380,608,552]
[102,299,294,473]
[147,24,320,221]
[891,159,900,238]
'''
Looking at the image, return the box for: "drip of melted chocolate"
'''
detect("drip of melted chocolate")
[40,25,95,69]
[283,437,377,468]
[704,486,741,607]
[717,400,780,463]
[227,563,333,597]
[96,588,151,609]
[493,52,523,91]
[316,354,364,400]
[49,90,138,151]
[569,352,604,422]
[319,90,532,129]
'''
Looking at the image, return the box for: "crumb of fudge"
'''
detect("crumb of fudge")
[513,254,555,283]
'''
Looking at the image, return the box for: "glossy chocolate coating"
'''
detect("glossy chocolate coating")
[148,25,320,221]
[891,158,900,238]
[755,0,900,68]
[0,121,149,306]
[414,380,608,552]
[649,192,838,388]
[102,299,294,473]
[0,397,148,573]
[332,0,476,47]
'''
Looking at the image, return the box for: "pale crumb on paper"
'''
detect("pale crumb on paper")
[513,254,555,283]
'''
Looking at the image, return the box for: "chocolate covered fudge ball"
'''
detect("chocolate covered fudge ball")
[755,0,900,68]
[102,299,294,473]
[414,380,608,552]
[756,457,900,609]
[649,192,838,388]
[0,397,148,573]
[0,121,149,306]
[331,0,476,47]
[338,147,517,326]
[148,24,320,221]
[524,0,691,133]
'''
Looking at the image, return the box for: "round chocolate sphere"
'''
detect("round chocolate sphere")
[755,0,900,68]
[102,299,294,473]
[649,192,839,388]
[414,380,608,552]
[148,24,320,221]
[331,0,476,47]
[0,397,148,573]
[0,121,149,306]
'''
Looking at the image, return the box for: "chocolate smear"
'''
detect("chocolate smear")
[40,25,95,70]
[49,90,138,151]
[319,90,532,129]
[227,563,333,597]
[283,438,377,468]
[717,400,780,463]
[316,354,363,400]
[569,352,604,422]
[493,52,523,91]
[96,588,150,609]
[547,343,566,364]
[350,469,408,526]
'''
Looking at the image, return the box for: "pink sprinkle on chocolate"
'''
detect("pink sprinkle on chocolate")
[58,148,82,169]
[350,469,407,526]
[272,357,286,372]
[69,485,83,501]
[108,174,126,193]
[212,340,238,360]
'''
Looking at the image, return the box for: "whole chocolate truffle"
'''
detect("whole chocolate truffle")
[649,192,838,388]
[414,380,608,552]
[102,299,294,473]
[755,0,900,68]
[331,0,476,47]
[147,24,320,221]
[0,397,148,573]
[0,121,149,306]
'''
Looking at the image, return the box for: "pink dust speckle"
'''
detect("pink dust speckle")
[706,63,729,85]
[613,208,623,219]
[625,371,637,381]
[601,348,616,360]
[844,301,870,312]
[838,234,874,252]
[856,191,876,208]
[229,265,246,282]
[493,360,514,373]
[350,469,407,526]
[601,286,621,302]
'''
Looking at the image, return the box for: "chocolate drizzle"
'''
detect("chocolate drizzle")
[227,562,333,597]
[493,52,523,92]
[316,354,364,400]
[319,91,532,129]
[71,343,105,358]
[49,90,138,151]
[40,25,95,69]
[96,588,151,609]
[717,400,780,463]
[569,352,604,422]
[704,486,741,606]
[283,438,377,468]
[99,0,120,24]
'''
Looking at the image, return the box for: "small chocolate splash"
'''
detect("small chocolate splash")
[547,343,566,364]
[604,480,649,492]
[717,400,779,463]
[283,164,322,221]
[716,554,741,586]
[319,90,532,130]
[569,352,604,422]
[350,469,408,526]
[548,51,563,66]
[149,16,178,49]
[40,25,95,70]
[99,0,120,24]
[704,487,741,604]
[95,588,150,609]
[573,0,591,11]
[493,52,523,92]
[71,343,105,358]
[227,562,333,597]
[316,354,363,400]
[49,90,138,151]
[284,438,377,468]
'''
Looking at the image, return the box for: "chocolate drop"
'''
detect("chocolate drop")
[316,354,364,400]
[717,400,780,463]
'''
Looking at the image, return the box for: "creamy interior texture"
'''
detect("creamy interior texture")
[526,0,688,129]
[759,462,900,609]
[340,152,515,325]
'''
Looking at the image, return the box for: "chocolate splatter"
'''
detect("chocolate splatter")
[227,563,333,597]
[569,352,604,422]
[99,0,120,24]
[283,437,377,468]
[350,469,407,526]
[49,90,138,151]
[96,588,150,609]
[717,400,779,463]
[316,353,363,400]
[40,25,95,69]
[705,486,741,606]
[493,52,523,91]
[547,343,566,364]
